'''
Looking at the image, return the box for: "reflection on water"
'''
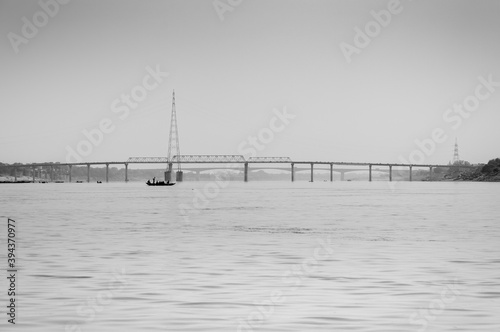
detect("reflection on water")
[1,181,499,331]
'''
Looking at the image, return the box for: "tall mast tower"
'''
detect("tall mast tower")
[166,90,182,181]
[452,138,460,164]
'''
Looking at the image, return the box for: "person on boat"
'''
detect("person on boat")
[147,180,151,185]
[153,177,156,184]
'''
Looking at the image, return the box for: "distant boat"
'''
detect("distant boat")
[76,181,83,183]
[97,181,102,183]
[146,180,175,186]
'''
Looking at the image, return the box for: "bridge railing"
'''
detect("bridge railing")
[248,157,292,163]
[128,155,247,163]
[172,155,246,163]
[126,157,168,163]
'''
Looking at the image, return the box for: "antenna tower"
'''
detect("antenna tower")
[167,90,181,172]
[452,138,460,164]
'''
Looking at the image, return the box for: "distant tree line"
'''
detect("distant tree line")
[481,158,500,174]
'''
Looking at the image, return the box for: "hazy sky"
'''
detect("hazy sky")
[1,0,499,164]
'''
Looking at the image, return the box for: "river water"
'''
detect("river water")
[0,181,499,331]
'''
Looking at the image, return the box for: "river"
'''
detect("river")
[0,181,499,331]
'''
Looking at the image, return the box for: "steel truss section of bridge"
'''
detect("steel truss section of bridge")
[127,155,246,164]
[247,157,292,163]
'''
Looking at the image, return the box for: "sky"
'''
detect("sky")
[1,0,499,165]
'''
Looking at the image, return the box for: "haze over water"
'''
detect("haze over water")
[1,181,499,331]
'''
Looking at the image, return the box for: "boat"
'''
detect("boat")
[146,180,175,186]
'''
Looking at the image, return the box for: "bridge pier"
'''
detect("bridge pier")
[68,165,72,183]
[244,162,248,182]
[330,163,333,182]
[176,171,183,182]
[389,165,392,182]
[369,164,372,182]
[409,165,412,182]
[106,163,109,183]
[165,163,173,182]
[87,164,90,183]
[291,163,295,182]
[310,163,314,182]
[125,163,128,182]
[429,166,433,181]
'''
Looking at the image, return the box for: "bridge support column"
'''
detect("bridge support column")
[244,162,248,182]
[330,163,333,182]
[429,166,433,181]
[409,166,412,182]
[165,163,173,182]
[369,164,372,182]
[176,171,183,182]
[291,163,295,182]
[125,163,128,182]
[68,165,72,183]
[106,164,109,183]
[32,167,35,183]
[389,165,392,182]
[310,163,314,182]
[87,164,90,183]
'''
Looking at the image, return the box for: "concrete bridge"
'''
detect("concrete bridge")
[2,155,473,183]
[180,166,390,181]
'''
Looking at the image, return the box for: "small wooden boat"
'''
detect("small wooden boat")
[146,180,175,186]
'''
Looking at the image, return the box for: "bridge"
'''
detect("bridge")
[2,93,475,183]
[170,165,390,182]
[2,155,473,183]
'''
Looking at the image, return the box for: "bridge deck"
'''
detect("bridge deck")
[7,160,475,168]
